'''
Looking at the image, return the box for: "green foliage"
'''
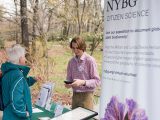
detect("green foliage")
[80,32,103,55]
[48,32,69,42]
[81,32,103,42]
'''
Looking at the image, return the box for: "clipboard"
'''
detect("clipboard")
[51,107,98,120]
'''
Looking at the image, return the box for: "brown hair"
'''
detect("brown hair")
[70,36,86,51]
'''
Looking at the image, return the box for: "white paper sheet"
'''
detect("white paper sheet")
[32,108,43,113]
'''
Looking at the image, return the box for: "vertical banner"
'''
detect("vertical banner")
[100,0,160,120]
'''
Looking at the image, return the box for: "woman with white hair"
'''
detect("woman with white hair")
[1,44,41,120]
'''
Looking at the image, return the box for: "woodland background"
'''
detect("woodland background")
[0,0,104,108]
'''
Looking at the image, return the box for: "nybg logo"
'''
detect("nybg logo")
[106,0,138,12]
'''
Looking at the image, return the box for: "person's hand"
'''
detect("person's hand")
[64,83,72,88]
[26,111,29,117]
[34,76,42,81]
[71,79,86,87]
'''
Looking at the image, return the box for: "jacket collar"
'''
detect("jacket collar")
[1,62,30,77]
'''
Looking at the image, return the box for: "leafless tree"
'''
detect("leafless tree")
[20,0,29,47]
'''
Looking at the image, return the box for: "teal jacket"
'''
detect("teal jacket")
[1,62,36,120]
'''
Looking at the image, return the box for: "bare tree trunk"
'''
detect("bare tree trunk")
[32,0,39,40]
[74,0,86,35]
[67,23,70,36]
[62,0,70,37]
[75,0,81,35]
[89,0,103,55]
[14,0,20,44]
[86,19,90,32]
[81,0,86,33]
[20,0,29,48]
[47,9,53,32]
[62,21,68,37]
[32,0,39,58]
